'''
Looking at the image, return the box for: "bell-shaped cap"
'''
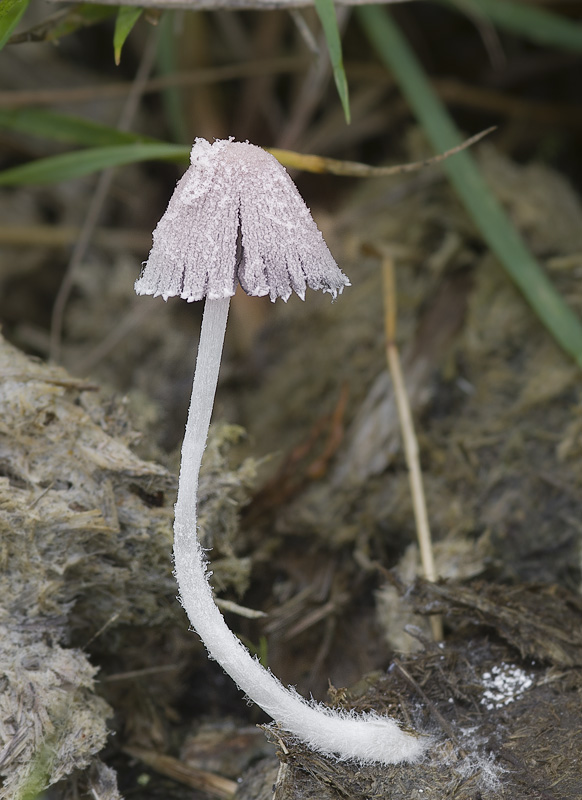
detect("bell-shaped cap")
[135,138,350,303]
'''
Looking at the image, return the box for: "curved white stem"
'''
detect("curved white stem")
[173,296,427,765]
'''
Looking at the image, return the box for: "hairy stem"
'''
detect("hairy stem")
[173,296,427,764]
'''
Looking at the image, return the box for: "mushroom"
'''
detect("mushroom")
[135,138,427,765]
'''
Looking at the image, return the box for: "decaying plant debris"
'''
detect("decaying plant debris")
[0,336,258,797]
[237,580,582,800]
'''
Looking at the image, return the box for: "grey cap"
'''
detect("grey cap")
[135,138,350,303]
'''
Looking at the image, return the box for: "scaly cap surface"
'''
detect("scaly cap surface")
[135,138,350,302]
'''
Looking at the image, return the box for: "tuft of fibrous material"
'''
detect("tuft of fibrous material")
[135,138,350,302]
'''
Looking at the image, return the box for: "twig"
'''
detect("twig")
[290,9,320,56]
[381,255,443,642]
[270,126,495,176]
[216,597,267,619]
[123,747,237,799]
[392,658,464,754]
[102,664,181,682]
[270,730,290,800]
[82,612,121,648]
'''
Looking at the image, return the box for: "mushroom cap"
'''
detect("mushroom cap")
[135,138,350,303]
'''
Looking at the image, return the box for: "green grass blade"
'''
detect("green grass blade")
[438,0,582,53]
[0,0,30,50]
[0,143,189,186]
[357,5,582,368]
[314,0,351,124]
[0,108,158,147]
[157,12,189,143]
[114,6,143,65]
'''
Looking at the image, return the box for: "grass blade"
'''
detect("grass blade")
[0,0,30,50]
[114,6,143,65]
[157,12,189,143]
[357,5,582,368]
[313,0,351,124]
[0,108,157,147]
[439,0,582,53]
[0,143,189,186]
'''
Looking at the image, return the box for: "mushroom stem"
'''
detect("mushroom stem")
[173,297,427,765]
[174,296,231,542]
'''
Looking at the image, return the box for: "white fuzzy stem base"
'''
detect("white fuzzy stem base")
[173,296,427,765]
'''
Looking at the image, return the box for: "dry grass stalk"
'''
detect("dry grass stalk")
[123,747,237,798]
[269,126,495,177]
[381,254,443,642]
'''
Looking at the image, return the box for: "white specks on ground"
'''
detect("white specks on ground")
[480,663,534,710]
